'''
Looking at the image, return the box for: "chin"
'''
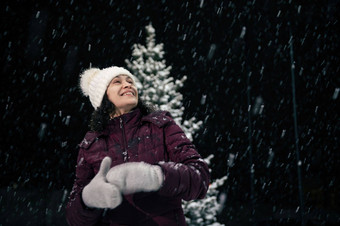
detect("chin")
[127,102,138,109]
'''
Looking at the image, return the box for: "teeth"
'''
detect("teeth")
[123,92,133,96]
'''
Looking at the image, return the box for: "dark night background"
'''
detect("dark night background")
[0,0,339,225]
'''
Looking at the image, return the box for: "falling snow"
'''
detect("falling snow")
[1,1,339,225]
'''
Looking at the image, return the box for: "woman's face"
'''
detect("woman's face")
[106,75,138,116]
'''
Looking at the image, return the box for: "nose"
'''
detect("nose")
[122,80,131,88]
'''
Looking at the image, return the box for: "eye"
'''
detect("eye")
[125,78,133,84]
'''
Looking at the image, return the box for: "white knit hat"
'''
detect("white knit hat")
[79,66,139,109]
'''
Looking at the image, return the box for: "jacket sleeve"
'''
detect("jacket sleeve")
[157,117,210,201]
[65,148,104,225]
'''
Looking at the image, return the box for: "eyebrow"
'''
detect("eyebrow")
[113,75,132,79]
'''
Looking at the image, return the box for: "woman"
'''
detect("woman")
[66,66,210,225]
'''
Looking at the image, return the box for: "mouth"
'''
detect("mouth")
[121,91,135,96]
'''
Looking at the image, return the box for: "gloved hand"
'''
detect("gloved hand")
[106,162,164,195]
[82,157,122,209]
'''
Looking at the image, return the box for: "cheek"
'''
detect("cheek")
[106,89,111,100]
[106,88,117,102]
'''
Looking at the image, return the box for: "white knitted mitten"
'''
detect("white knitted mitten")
[106,162,164,194]
[82,157,122,209]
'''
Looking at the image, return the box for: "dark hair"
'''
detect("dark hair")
[89,94,155,132]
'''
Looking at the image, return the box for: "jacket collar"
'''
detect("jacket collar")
[106,108,142,132]
[87,109,171,139]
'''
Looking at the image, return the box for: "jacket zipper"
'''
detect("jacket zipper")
[119,116,152,221]
[120,117,128,162]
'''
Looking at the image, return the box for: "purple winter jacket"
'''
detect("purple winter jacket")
[65,109,210,226]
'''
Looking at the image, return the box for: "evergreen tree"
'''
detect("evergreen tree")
[125,23,225,225]
[182,155,227,226]
[125,23,201,140]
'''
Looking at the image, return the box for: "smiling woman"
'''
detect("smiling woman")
[65,66,210,225]
[106,75,139,118]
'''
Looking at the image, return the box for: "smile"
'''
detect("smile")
[121,91,134,96]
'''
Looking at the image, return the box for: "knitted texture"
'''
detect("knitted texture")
[79,66,137,109]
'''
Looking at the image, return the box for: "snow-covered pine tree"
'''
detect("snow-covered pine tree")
[182,154,227,226]
[125,23,225,226]
[125,23,201,140]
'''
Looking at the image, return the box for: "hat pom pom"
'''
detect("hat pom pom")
[79,68,100,96]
